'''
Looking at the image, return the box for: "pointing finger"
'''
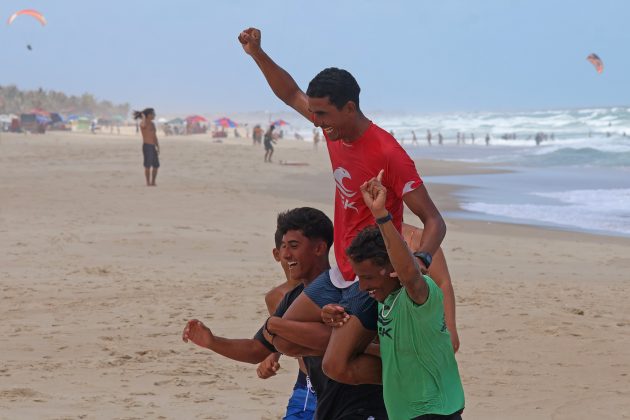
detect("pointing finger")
[376,169,384,183]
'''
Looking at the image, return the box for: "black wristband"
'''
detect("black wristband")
[413,251,433,269]
[375,213,392,225]
[264,317,275,337]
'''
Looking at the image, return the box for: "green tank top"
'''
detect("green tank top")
[378,276,465,419]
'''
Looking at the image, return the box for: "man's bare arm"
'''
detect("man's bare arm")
[238,27,310,120]
[182,319,271,364]
[403,224,459,352]
[403,185,447,265]
[362,172,428,304]
[273,336,324,358]
[267,317,331,355]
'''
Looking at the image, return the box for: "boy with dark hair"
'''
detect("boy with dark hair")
[182,207,388,419]
[339,171,465,419]
[258,226,317,419]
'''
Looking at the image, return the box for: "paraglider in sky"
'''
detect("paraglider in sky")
[26,44,32,51]
[586,53,603,74]
[7,9,47,26]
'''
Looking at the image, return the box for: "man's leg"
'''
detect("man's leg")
[144,167,150,186]
[321,316,381,385]
[151,167,158,186]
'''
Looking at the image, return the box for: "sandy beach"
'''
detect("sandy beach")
[1,131,629,420]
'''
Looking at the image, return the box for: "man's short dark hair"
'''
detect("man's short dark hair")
[277,207,333,250]
[346,226,389,267]
[306,67,360,110]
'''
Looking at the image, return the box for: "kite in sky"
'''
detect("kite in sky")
[586,53,603,74]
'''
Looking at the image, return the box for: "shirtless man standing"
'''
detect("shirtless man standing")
[134,108,160,186]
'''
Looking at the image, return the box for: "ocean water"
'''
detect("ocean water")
[261,106,630,237]
[377,107,630,238]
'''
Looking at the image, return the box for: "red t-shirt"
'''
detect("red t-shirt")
[324,122,423,281]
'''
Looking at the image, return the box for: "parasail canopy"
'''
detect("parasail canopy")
[586,53,603,74]
[7,9,47,26]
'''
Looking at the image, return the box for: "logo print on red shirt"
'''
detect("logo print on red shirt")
[333,167,358,212]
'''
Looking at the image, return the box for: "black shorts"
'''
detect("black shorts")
[143,143,160,168]
[303,268,377,331]
[412,409,463,420]
[264,140,273,151]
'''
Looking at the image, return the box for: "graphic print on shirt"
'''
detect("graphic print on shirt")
[402,180,421,195]
[333,167,358,212]
[378,313,393,339]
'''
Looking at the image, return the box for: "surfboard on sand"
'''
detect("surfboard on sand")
[279,160,309,166]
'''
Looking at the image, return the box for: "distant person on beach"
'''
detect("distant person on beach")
[253,124,263,145]
[471,133,475,144]
[183,207,389,419]
[133,108,160,186]
[485,133,490,146]
[426,129,432,146]
[313,128,320,150]
[411,130,418,146]
[239,26,450,386]
[264,124,277,162]
[324,173,465,419]
[438,132,443,145]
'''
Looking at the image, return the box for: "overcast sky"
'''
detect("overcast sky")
[2,0,629,115]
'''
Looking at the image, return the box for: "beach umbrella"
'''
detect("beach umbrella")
[273,119,289,127]
[35,114,51,123]
[214,117,238,128]
[186,115,207,124]
[30,108,50,118]
[50,113,64,123]
[168,118,184,125]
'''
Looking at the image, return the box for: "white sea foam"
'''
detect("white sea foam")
[462,188,630,236]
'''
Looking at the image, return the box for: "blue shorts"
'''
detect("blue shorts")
[283,383,317,420]
[303,269,377,331]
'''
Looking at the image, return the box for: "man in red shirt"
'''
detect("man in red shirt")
[239,27,453,385]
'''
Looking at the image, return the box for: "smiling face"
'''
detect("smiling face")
[351,258,401,302]
[308,96,356,142]
[272,248,291,281]
[278,229,324,282]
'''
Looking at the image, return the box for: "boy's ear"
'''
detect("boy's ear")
[344,101,357,115]
[272,248,281,262]
[314,240,327,256]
